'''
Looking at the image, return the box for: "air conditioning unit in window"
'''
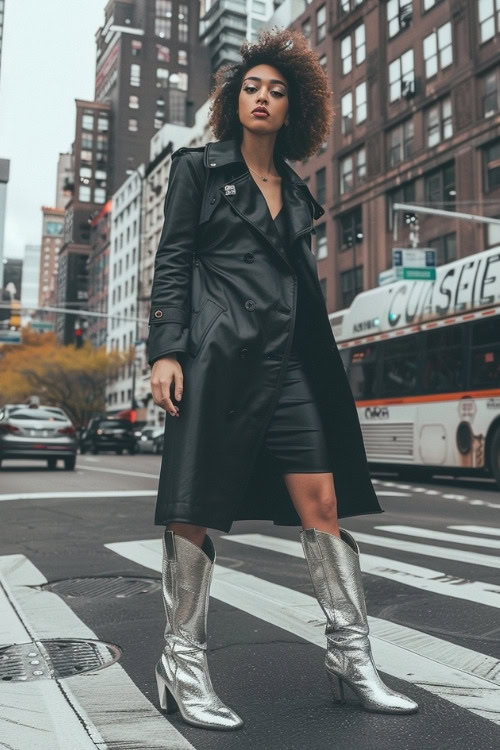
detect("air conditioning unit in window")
[401,79,416,99]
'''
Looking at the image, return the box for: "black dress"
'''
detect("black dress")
[261,205,332,474]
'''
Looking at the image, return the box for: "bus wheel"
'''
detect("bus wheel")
[489,428,500,491]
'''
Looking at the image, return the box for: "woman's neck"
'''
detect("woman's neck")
[240,131,280,177]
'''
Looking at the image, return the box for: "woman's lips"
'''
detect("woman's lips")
[252,111,269,118]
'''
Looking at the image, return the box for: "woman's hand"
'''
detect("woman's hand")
[151,356,183,416]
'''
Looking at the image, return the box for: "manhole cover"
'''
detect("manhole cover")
[0,639,121,682]
[40,575,161,598]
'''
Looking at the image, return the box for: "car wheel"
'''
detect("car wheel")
[64,456,76,470]
[47,458,57,470]
[91,445,99,455]
[489,427,500,491]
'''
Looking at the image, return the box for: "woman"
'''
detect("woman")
[148,28,418,731]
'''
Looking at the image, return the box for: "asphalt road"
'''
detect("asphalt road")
[1,453,500,750]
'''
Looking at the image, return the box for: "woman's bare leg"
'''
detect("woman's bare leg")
[166,521,208,548]
[283,472,341,537]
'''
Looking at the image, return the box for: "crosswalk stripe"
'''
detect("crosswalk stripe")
[106,538,500,725]
[0,554,196,750]
[220,533,500,609]
[375,525,500,550]
[0,490,157,502]
[346,530,500,569]
[449,525,500,538]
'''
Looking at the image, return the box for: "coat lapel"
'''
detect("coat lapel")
[204,139,325,272]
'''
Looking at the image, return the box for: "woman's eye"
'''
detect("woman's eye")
[244,85,257,93]
[271,90,285,97]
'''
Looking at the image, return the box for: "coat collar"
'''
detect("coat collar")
[203,139,325,269]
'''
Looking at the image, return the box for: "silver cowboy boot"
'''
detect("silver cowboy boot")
[154,529,244,730]
[301,527,418,714]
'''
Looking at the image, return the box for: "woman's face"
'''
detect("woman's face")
[238,63,289,135]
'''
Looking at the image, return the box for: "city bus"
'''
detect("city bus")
[329,247,500,489]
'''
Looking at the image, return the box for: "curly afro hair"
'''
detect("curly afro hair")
[207,27,334,162]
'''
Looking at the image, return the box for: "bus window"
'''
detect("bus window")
[422,326,464,394]
[349,345,378,399]
[471,318,500,388]
[381,336,418,397]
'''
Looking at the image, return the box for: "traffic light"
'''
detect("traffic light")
[74,320,84,349]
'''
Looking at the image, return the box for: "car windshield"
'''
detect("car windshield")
[10,410,67,422]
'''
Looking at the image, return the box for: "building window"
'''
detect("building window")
[316,168,326,204]
[131,39,142,56]
[157,44,170,62]
[388,119,414,167]
[339,0,365,15]
[315,223,328,259]
[479,0,500,43]
[172,71,188,91]
[485,214,500,246]
[81,149,92,163]
[425,97,452,147]
[130,63,141,86]
[97,116,108,131]
[357,147,366,182]
[340,147,366,194]
[341,91,353,134]
[483,140,500,191]
[387,181,416,231]
[302,18,312,38]
[155,17,171,38]
[82,114,94,130]
[423,22,452,79]
[341,35,352,74]
[355,81,367,123]
[428,233,457,265]
[355,24,366,63]
[340,266,363,307]
[156,67,169,88]
[387,0,413,38]
[317,4,326,42]
[339,205,363,252]
[80,167,92,180]
[169,89,186,125]
[178,3,189,42]
[424,161,456,207]
[178,49,188,65]
[128,118,138,132]
[129,95,139,109]
[79,186,91,202]
[319,53,327,71]
[389,49,415,102]
[81,133,93,149]
[94,188,106,204]
[483,68,500,116]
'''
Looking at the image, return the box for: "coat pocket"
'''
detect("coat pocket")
[187,298,226,357]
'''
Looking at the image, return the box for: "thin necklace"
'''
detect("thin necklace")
[245,163,281,183]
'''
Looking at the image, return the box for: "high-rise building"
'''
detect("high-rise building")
[56,100,111,344]
[95,0,211,193]
[0,158,9,289]
[39,207,65,324]
[55,153,73,210]
[2,257,22,300]
[88,199,112,348]
[265,0,500,311]
[20,244,41,312]
[199,0,272,70]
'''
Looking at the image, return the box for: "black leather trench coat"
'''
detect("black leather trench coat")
[147,138,384,533]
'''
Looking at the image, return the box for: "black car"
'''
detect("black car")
[80,417,137,455]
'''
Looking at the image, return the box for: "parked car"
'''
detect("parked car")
[137,425,164,454]
[0,404,77,470]
[80,417,137,455]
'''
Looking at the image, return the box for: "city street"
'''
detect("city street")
[1,454,500,749]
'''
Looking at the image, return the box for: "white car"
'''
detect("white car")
[137,426,164,454]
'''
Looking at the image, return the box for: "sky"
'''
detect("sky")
[0,0,107,259]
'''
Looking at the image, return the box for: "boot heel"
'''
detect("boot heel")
[327,671,346,704]
[155,664,179,714]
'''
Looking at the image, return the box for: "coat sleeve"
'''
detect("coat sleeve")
[147,152,203,366]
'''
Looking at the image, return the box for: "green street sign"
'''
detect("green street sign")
[401,267,436,280]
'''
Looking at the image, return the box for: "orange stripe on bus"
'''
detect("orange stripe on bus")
[355,389,500,406]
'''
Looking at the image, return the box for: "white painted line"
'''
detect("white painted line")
[0,490,157,502]
[221,533,500,610]
[107,538,500,725]
[449,525,500,538]
[349,531,500,570]
[375,525,500,550]
[78,465,158,479]
[374,491,411,497]
[0,554,196,750]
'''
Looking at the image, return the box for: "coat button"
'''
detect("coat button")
[244,253,255,263]
[210,196,216,204]
[239,348,248,359]
[154,310,163,319]
[244,299,256,311]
